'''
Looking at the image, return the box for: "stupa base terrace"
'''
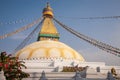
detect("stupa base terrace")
[19,59,120,80]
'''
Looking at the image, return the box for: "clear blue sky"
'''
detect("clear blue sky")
[0,0,120,65]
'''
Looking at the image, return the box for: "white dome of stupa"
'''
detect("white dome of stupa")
[15,40,85,61]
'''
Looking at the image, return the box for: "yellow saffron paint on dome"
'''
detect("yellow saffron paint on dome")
[15,40,85,61]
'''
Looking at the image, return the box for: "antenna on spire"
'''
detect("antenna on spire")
[47,2,50,7]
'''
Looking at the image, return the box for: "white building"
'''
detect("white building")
[13,3,120,80]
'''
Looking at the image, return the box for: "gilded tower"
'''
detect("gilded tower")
[37,3,59,41]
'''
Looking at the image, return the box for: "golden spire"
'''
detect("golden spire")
[37,3,59,41]
[43,2,54,18]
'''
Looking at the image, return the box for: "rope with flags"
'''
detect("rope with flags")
[0,15,120,26]
[13,18,44,53]
[0,17,43,40]
[53,17,120,57]
[56,15,120,20]
[0,18,38,26]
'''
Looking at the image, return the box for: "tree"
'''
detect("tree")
[0,52,29,80]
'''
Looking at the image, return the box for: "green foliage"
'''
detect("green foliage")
[0,52,30,80]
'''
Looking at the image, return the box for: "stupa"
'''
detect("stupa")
[14,3,120,80]
[15,3,85,70]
